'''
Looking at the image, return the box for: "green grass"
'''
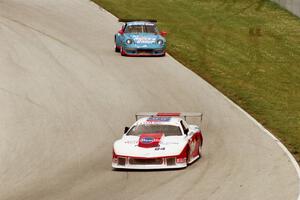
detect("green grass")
[92,0,300,161]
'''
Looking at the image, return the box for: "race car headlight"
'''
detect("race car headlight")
[126,39,133,44]
[157,39,164,45]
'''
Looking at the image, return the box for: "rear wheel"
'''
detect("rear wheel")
[198,141,203,158]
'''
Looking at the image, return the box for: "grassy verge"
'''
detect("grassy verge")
[92,0,300,161]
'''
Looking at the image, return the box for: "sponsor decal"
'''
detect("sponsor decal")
[131,36,156,44]
[147,117,171,122]
[138,133,163,148]
[141,137,154,144]
[154,147,165,151]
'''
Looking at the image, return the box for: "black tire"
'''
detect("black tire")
[115,45,120,53]
[114,36,120,52]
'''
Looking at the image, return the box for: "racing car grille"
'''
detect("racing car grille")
[117,157,126,166]
[166,158,176,166]
[129,158,163,165]
[137,49,153,54]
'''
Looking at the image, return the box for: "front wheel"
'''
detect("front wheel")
[115,45,120,52]
[114,36,120,52]
[120,47,126,56]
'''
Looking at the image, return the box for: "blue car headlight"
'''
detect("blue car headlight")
[126,39,133,44]
[157,39,164,45]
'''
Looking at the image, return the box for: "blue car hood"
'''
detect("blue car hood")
[125,33,163,44]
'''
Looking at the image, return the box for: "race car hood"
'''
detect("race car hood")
[113,135,187,158]
[124,33,163,44]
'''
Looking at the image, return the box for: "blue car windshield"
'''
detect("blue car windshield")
[125,25,158,34]
[127,124,182,136]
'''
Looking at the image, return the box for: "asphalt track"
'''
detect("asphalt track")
[272,0,300,17]
[0,1,299,200]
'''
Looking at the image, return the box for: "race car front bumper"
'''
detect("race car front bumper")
[122,47,165,56]
[112,156,187,170]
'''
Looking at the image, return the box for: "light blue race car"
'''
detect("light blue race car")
[114,19,167,56]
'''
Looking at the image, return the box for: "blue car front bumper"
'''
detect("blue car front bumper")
[123,47,165,56]
[121,43,166,56]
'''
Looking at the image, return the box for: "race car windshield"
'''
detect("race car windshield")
[125,25,158,34]
[127,124,182,136]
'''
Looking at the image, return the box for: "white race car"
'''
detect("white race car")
[112,112,203,170]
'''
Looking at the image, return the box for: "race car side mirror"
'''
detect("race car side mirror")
[124,126,130,134]
[160,31,167,37]
[118,30,124,35]
[184,128,189,135]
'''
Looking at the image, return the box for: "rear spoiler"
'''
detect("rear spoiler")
[135,112,203,122]
[118,19,157,23]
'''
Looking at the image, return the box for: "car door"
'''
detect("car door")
[180,120,199,161]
